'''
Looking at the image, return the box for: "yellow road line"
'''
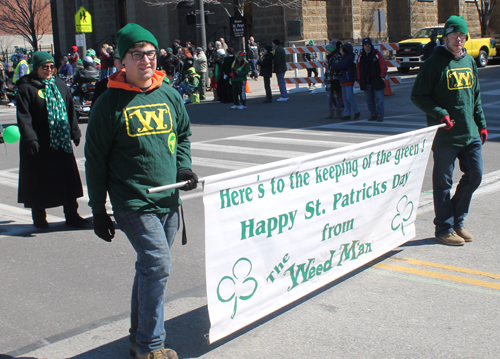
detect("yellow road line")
[386,256,500,279]
[374,262,500,290]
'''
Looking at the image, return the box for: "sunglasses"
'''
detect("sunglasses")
[127,50,158,61]
[41,64,55,70]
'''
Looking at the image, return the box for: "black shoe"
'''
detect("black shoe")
[368,116,377,121]
[33,220,49,229]
[263,99,272,103]
[341,116,350,121]
[377,117,384,122]
[353,112,361,120]
[65,215,90,228]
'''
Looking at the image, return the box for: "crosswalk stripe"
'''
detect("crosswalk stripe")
[284,128,384,140]
[231,135,353,148]
[191,143,308,158]
[192,157,255,170]
[0,203,65,238]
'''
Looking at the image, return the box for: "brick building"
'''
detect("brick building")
[51,0,500,57]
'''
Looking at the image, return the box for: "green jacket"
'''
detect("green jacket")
[231,59,250,82]
[85,70,193,214]
[411,46,486,147]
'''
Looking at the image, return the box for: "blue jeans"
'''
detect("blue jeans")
[327,87,342,110]
[432,138,483,237]
[100,69,109,80]
[364,84,385,118]
[114,210,179,355]
[249,59,258,78]
[276,72,288,99]
[341,85,359,116]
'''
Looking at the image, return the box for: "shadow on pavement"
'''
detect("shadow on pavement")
[69,252,402,359]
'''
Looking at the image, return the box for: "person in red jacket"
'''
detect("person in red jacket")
[356,37,388,122]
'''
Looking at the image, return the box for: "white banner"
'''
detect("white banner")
[203,126,439,343]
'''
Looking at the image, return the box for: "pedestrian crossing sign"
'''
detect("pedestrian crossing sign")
[75,6,92,33]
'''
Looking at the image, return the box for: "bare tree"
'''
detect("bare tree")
[142,0,301,16]
[473,0,497,37]
[0,0,52,50]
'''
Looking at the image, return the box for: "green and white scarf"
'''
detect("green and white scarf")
[42,77,72,153]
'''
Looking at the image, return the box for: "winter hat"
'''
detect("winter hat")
[216,49,226,55]
[236,51,246,58]
[32,51,54,70]
[325,44,335,52]
[116,23,159,60]
[72,46,78,52]
[264,45,273,53]
[61,56,69,62]
[17,53,25,60]
[86,48,96,56]
[166,47,173,52]
[308,40,315,46]
[187,67,197,75]
[196,47,203,52]
[341,43,353,54]
[444,15,468,39]
[272,39,281,46]
[362,37,372,46]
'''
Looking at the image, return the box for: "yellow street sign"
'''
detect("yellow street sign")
[75,6,92,33]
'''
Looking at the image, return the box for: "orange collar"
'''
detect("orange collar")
[107,69,166,92]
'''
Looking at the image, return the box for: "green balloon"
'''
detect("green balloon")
[3,125,21,144]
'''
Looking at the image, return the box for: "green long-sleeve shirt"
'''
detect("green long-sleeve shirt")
[411,46,486,147]
[85,71,192,214]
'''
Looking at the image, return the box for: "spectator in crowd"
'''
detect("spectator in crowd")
[331,43,360,120]
[106,46,117,75]
[303,40,318,88]
[230,51,250,110]
[220,37,228,51]
[219,47,235,103]
[356,37,387,122]
[324,42,343,119]
[13,53,30,85]
[0,61,6,101]
[257,45,274,103]
[172,39,182,55]
[85,25,197,358]
[194,47,207,100]
[16,51,87,229]
[92,51,124,107]
[246,36,260,80]
[177,67,200,104]
[59,56,74,79]
[68,46,79,64]
[422,34,438,61]
[206,41,215,68]
[272,39,288,102]
[162,48,178,77]
[411,15,487,246]
[99,45,110,79]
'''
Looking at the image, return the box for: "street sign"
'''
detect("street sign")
[374,10,386,32]
[75,6,92,33]
[230,14,247,39]
[75,34,85,47]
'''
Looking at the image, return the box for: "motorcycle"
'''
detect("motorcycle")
[72,82,95,120]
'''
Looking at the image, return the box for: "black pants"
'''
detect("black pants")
[307,68,318,78]
[263,76,272,100]
[232,81,246,106]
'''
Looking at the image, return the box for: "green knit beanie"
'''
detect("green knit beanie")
[444,16,468,39]
[32,51,54,71]
[325,44,335,52]
[117,23,159,60]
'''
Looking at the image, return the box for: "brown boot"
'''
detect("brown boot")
[454,226,473,242]
[136,348,178,359]
[435,232,465,246]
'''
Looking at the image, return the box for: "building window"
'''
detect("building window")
[418,0,435,2]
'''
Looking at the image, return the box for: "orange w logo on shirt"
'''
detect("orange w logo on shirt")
[447,68,474,90]
[125,103,173,137]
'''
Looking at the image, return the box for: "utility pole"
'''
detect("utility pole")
[195,0,207,51]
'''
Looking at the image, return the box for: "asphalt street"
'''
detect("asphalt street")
[1,65,499,359]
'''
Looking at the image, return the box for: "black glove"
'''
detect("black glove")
[176,169,198,191]
[74,138,80,147]
[93,212,115,242]
[27,140,40,155]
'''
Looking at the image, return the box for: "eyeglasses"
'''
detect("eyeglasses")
[127,50,158,61]
[41,64,55,70]
[447,32,467,40]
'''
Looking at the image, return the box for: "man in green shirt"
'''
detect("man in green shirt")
[411,16,487,246]
[85,24,198,359]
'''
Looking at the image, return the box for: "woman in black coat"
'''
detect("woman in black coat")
[219,47,235,103]
[257,45,274,103]
[16,52,88,229]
